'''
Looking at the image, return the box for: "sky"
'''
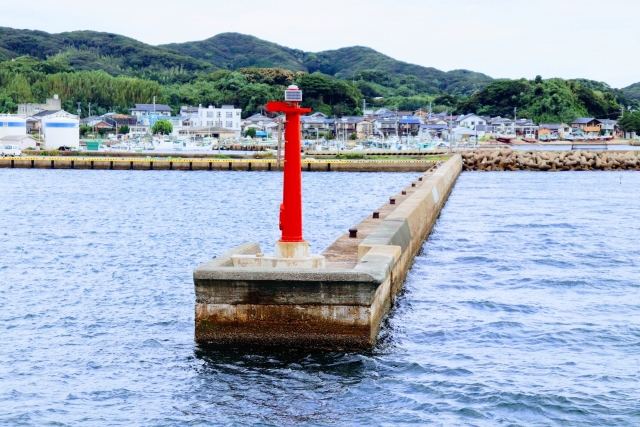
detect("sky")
[2,0,639,88]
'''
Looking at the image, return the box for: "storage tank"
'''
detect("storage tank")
[42,117,79,149]
[0,115,27,139]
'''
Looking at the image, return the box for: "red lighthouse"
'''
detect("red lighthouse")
[267,86,312,255]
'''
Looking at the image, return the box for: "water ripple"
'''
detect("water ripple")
[1,170,640,426]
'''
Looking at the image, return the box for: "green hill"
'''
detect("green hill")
[0,27,213,77]
[0,28,492,96]
[163,34,493,97]
[621,82,640,102]
[304,46,493,96]
[161,33,306,72]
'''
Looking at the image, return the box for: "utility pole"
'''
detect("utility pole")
[448,109,453,154]
[395,106,399,138]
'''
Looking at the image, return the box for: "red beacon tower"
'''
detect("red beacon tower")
[230,86,325,268]
[265,86,321,262]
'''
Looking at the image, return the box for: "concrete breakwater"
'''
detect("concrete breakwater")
[463,150,640,171]
[193,155,462,351]
[0,156,436,172]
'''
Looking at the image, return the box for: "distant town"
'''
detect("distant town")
[0,93,632,152]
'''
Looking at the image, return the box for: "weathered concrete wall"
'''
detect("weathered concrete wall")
[463,149,640,171]
[193,155,462,351]
[0,157,435,173]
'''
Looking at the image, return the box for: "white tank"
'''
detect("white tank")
[0,115,27,138]
[42,117,79,149]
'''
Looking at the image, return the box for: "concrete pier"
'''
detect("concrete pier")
[193,155,463,351]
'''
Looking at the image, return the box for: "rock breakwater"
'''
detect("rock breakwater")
[463,150,640,171]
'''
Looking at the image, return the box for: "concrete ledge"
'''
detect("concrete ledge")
[193,155,463,351]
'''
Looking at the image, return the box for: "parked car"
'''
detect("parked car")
[1,144,22,157]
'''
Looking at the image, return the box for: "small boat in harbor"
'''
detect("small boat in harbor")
[496,134,515,143]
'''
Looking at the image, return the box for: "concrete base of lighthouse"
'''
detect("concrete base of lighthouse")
[231,241,326,269]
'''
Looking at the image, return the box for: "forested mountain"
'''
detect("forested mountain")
[621,82,640,102]
[0,27,213,79]
[162,33,493,97]
[161,33,306,73]
[0,26,637,123]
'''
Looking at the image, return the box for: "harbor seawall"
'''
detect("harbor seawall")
[193,155,463,351]
[0,157,436,173]
[463,149,640,171]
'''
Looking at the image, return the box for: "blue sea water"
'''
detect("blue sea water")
[1,170,639,426]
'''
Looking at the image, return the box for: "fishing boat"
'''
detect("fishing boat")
[496,134,515,143]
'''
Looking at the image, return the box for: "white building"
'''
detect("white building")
[130,104,172,118]
[457,114,486,128]
[42,117,79,149]
[0,135,38,150]
[17,95,62,118]
[189,105,242,137]
[0,115,27,139]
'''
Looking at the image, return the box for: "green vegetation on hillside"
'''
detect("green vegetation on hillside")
[163,34,493,97]
[0,27,637,123]
[458,76,633,123]
[621,82,640,102]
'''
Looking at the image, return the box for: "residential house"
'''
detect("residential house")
[242,113,274,132]
[374,108,394,118]
[336,117,364,139]
[86,120,114,131]
[457,114,487,128]
[419,123,448,139]
[451,127,478,141]
[398,116,421,136]
[596,119,618,136]
[80,115,103,125]
[413,109,428,119]
[130,104,172,118]
[103,113,137,127]
[571,118,600,133]
[374,117,398,137]
[514,118,538,138]
[356,120,373,139]
[489,117,515,135]
[539,123,571,139]
[442,127,477,142]
[301,112,330,137]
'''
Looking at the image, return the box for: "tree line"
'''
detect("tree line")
[0,56,636,125]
